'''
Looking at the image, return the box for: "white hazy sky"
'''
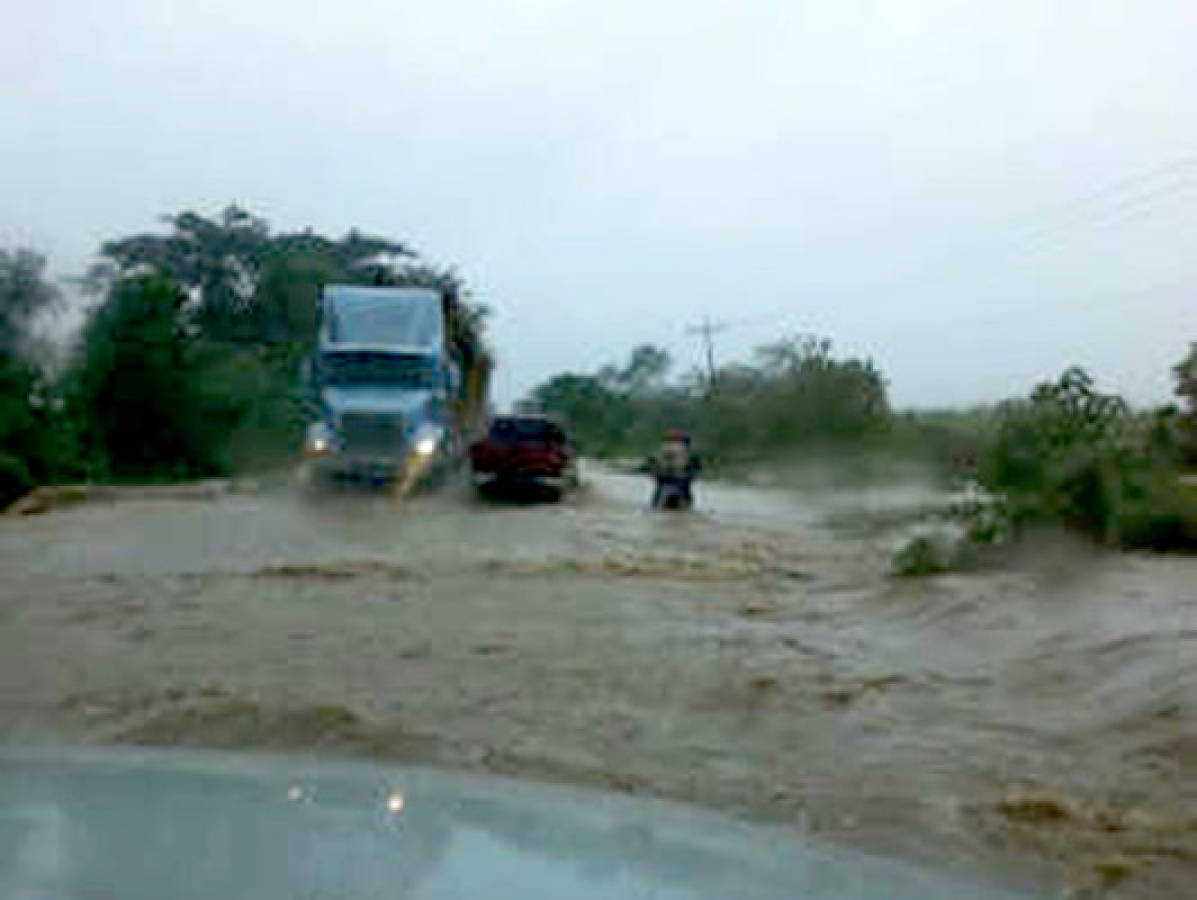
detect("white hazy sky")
[4,0,1196,407]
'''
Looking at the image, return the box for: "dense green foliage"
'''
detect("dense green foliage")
[0,452,34,509]
[978,367,1195,549]
[1175,342,1197,462]
[0,249,63,505]
[66,276,275,479]
[526,335,890,466]
[702,335,889,462]
[92,207,410,344]
[1,249,59,355]
[0,207,488,497]
[89,206,486,355]
[68,209,488,480]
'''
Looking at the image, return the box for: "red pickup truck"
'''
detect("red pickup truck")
[469,415,578,500]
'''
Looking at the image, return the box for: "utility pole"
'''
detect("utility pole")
[686,317,728,391]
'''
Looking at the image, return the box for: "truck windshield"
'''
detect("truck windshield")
[324,287,442,350]
[319,351,440,388]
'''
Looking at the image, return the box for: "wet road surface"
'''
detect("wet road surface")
[0,467,1193,897]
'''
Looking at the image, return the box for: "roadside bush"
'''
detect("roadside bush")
[0,453,34,510]
[979,367,1195,550]
[194,341,307,473]
[947,489,1012,545]
[892,522,978,575]
[1115,473,1197,551]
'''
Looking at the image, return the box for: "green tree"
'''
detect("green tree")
[605,345,672,395]
[1,248,60,358]
[69,276,239,479]
[0,249,62,505]
[736,335,889,450]
[1175,343,1197,462]
[93,205,489,366]
[95,205,412,344]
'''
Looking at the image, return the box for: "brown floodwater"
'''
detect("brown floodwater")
[1,466,1193,897]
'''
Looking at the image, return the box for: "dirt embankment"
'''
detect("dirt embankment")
[0,472,1192,898]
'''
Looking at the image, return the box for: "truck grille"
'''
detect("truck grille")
[340,413,404,454]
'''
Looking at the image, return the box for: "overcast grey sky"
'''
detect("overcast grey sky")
[4,0,1196,407]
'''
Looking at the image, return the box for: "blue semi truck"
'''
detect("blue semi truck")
[301,284,488,489]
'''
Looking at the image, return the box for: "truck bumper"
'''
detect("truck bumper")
[313,457,401,482]
[472,472,565,490]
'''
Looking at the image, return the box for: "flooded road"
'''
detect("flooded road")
[1,467,1193,897]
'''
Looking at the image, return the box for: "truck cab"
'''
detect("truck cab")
[303,285,456,484]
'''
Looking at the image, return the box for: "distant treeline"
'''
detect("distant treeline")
[524,340,1197,549]
[523,337,958,469]
[0,206,488,506]
[3,209,1195,550]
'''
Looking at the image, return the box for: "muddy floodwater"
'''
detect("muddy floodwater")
[1,467,1193,897]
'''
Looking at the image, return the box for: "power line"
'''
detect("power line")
[999,175,1197,255]
[1021,155,1197,223]
[607,155,1197,378]
[783,154,1197,303]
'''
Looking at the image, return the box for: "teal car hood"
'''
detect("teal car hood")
[0,747,1033,900]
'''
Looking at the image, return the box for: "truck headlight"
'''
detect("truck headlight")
[412,426,444,457]
[305,422,334,457]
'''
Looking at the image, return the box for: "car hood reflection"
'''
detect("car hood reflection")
[0,747,1030,899]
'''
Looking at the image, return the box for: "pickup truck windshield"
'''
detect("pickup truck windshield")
[324,287,442,351]
[490,418,563,442]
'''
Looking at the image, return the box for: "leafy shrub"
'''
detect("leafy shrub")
[979,367,1195,550]
[946,489,1012,545]
[0,453,33,510]
[892,523,978,575]
[1116,474,1197,550]
[66,276,312,481]
[195,342,308,473]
